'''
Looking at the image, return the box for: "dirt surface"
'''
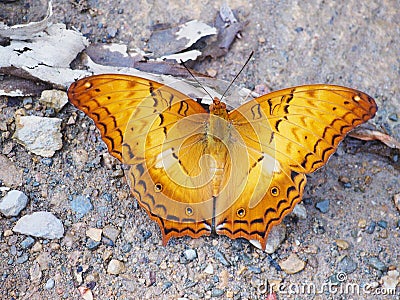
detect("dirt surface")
[1,0,399,299]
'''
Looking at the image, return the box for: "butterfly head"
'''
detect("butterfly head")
[209,97,228,119]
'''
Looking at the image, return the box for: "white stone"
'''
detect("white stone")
[183,249,197,261]
[0,190,28,217]
[13,211,64,239]
[86,227,102,242]
[13,116,62,157]
[107,259,125,275]
[204,264,214,274]
[292,203,307,219]
[39,90,68,112]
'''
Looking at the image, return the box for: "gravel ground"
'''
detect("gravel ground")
[1,0,399,299]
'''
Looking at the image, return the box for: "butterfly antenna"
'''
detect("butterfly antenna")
[221,51,254,100]
[180,60,215,100]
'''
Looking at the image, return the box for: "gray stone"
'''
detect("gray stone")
[367,257,387,272]
[71,195,93,219]
[20,236,35,249]
[13,211,64,239]
[215,250,231,267]
[211,288,225,297]
[13,116,63,157]
[16,253,29,264]
[0,190,28,217]
[337,256,358,274]
[264,224,286,254]
[316,199,330,213]
[102,225,120,243]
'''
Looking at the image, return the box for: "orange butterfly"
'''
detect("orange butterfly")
[68,74,377,249]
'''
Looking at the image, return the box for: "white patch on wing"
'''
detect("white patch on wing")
[261,153,281,174]
[215,222,226,231]
[203,222,212,231]
[155,148,177,170]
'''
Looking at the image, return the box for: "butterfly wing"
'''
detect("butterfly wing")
[215,84,377,248]
[68,74,215,244]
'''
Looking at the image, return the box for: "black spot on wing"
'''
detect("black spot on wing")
[178,101,189,116]
[250,218,264,225]
[122,143,135,159]
[136,163,145,176]
[251,104,262,120]
[166,214,179,222]
[275,119,283,132]
[158,114,164,126]
[138,180,147,192]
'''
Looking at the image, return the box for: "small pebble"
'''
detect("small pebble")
[71,196,93,219]
[4,229,13,237]
[16,253,29,264]
[279,253,306,274]
[121,242,132,253]
[211,288,225,297]
[102,225,120,243]
[86,238,101,250]
[41,158,53,167]
[388,113,398,122]
[378,229,388,238]
[107,259,125,275]
[32,242,43,252]
[140,229,152,241]
[14,116,62,157]
[337,256,357,274]
[39,90,68,112]
[394,193,400,212]
[264,224,286,254]
[377,220,387,229]
[365,221,376,234]
[0,190,28,217]
[183,249,197,261]
[204,264,214,274]
[107,27,118,38]
[358,219,367,228]
[206,68,217,77]
[338,176,350,184]
[367,257,387,272]
[162,281,172,291]
[86,228,102,242]
[248,266,262,274]
[45,278,55,289]
[382,270,399,290]
[291,203,307,219]
[315,199,330,213]
[335,239,350,250]
[215,250,231,267]
[20,236,35,249]
[111,169,124,178]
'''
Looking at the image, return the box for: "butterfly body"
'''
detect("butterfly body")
[68,74,377,249]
